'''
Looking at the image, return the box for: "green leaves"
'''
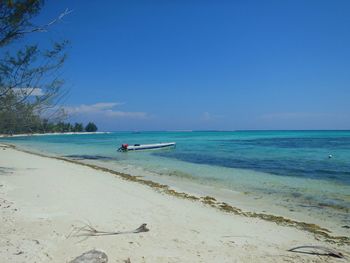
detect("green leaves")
[0,0,43,47]
[0,1,70,135]
[85,122,98,132]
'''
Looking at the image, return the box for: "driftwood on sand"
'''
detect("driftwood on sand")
[288,245,344,258]
[69,223,149,240]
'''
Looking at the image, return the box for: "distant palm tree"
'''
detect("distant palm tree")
[85,122,98,132]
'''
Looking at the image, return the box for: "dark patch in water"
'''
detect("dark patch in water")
[299,204,324,209]
[291,192,302,198]
[65,155,114,161]
[153,152,350,184]
[212,137,350,149]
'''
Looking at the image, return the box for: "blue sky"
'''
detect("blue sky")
[29,1,350,130]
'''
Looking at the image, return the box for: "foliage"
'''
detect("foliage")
[0,116,97,134]
[0,0,44,47]
[0,0,74,135]
[42,121,88,133]
[85,122,98,132]
[0,90,42,133]
[73,122,84,132]
[0,41,68,112]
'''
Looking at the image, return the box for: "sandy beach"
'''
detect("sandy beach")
[0,144,348,262]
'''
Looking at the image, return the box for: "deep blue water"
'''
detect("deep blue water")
[153,134,350,184]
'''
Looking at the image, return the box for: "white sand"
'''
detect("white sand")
[0,145,348,262]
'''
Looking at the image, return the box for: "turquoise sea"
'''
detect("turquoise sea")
[2,130,350,234]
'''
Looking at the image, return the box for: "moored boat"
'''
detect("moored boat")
[118,142,176,151]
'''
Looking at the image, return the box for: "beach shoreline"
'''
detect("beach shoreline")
[78,156,350,236]
[0,131,111,138]
[0,143,349,262]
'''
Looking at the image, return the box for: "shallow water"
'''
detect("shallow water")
[2,130,350,234]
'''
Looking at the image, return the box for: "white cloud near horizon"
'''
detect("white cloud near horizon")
[64,102,148,119]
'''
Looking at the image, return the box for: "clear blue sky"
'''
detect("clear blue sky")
[32,0,350,130]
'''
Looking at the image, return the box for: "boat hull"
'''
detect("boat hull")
[127,142,176,151]
[118,142,176,151]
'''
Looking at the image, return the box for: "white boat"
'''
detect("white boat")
[118,142,176,151]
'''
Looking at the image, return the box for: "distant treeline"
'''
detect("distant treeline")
[40,121,98,133]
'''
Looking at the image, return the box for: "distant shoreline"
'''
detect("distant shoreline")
[0,131,111,138]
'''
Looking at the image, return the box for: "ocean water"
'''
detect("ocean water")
[2,131,350,233]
